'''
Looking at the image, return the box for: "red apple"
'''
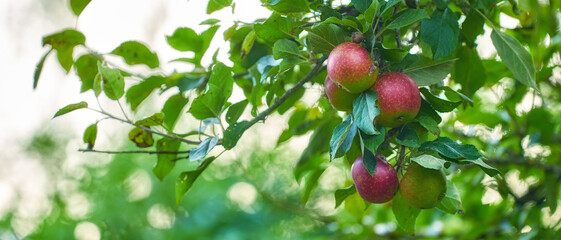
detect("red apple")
[351,154,399,203]
[324,76,360,112]
[372,72,421,128]
[327,42,378,93]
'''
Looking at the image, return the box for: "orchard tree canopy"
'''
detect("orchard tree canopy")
[33,0,561,238]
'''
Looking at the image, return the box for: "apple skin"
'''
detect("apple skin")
[324,76,360,112]
[399,162,447,209]
[372,72,421,128]
[351,154,399,203]
[327,42,378,93]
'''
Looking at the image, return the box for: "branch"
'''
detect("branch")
[79,149,190,155]
[395,145,407,174]
[240,55,328,133]
[487,155,561,177]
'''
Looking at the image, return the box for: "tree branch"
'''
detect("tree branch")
[79,149,190,155]
[487,155,561,178]
[240,55,328,133]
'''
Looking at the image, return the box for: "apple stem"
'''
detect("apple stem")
[395,145,407,174]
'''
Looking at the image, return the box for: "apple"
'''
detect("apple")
[399,162,447,209]
[327,42,378,93]
[324,76,360,112]
[372,72,421,128]
[351,154,399,203]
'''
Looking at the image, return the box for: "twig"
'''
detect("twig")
[395,145,407,173]
[240,55,328,133]
[79,149,190,155]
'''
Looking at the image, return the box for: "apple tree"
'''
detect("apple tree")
[35,0,561,237]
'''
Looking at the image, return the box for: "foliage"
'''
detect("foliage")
[32,0,561,238]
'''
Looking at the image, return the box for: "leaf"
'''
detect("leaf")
[460,9,485,46]
[267,0,309,13]
[128,127,154,148]
[176,157,215,204]
[386,9,429,29]
[225,100,248,125]
[301,167,326,204]
[166,27,202,52]
[33,49,53,89]
[392,192,421,234]
[153,138,182,181]
[111,41,159,68]
[56,47,74,72]
[381,0,402,15]
[362,149,377,176]
[273,39,301,60]
[295,117,340,174]
[351,0,373,13]
[364,0,380,28]
[52,101,88,118]
[200,18,220,25]
[189,137,219,162]
[437,86,473,106]
[460,158,501,177]
[98,63,125,100]
[135,112,165,126]
[420,8,459,60]
[415,101,440,135]
[241,30,257,59]
[352,90,379,135]
[361,127,385,154]
[207,0,232,14]
[42,29,85,72]
[254,14,302,44]
[545,173,559,212]
[419,137,482,160]
[329,115,358,160]
[189,63,233,120]
[437,180,464,214]
[491,29,537,89]
[75,54,99,92]
[322,17,360,31]
[306,23,348,54]
[93,73,102,96]
[222,121,249,150]
[335,185,357,208]
[419,88,461,113]
[410,154,446,170]
[403,57,455,86]
[396,124,420,148]
[82,123,97,149]
[70,0,91,16]
[452,46,486,98]
[125,76,166,110]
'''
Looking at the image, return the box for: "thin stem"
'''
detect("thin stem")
[117,100,131,122]
[79,149,190,155]
[395,145,407,173]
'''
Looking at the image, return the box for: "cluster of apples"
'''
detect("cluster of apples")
[325,42,446,209]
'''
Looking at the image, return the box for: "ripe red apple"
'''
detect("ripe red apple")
[324,76,360,112]
[327,42,378,93]
[351,154,399,203]
[372,72,421,128]
[399,162,447,209]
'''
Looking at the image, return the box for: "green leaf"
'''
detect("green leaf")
[267,0,309,13]
[361,127,385,154]
[254,14,302,44]
[377,45,408,62]
[352,90,379,135]
[111,41,159,68]
[306,23,348,54]
[419,137,482,160]
[364,0,380,28]
[410,154,446,170]
[56,44,75,72]
[392,192,421,234]
[176,157,215,204]
[335,185,357,208]
[452,46,486,98]
[545,173,559,212]
[189,63,233,120]
[381,0,402,15]
[329,115,358,160]
[128,127,154,148]
[302,167,326,204]
[386,9,429,29]
[396,124,420,148]
[75,54,99,92]
[490,29,537,89]
[82,123,97,149]
[176,75,205,92]
[125,76,166,111]
[190,137,219,162]
[241,30,257,59]
[134,113,165,126]
[200,18,220,25]
[166,27,202,52]
[402,57,456,86]
[295,117,340,173]
[153,138,181,181]
[277,87,305,114]
[93,73,102,96]
[160,94,188,130]
[223,121,249,150]
[225,100,248,125]
[362,149,378,176]
[52,101,88,118]
[437,180,464,214]
[460,9,485,46]
[42,29,86,49]
[207,0,232,14]
[98,63,125,100]
[273,39,301,60]
[415,101,440,135]
[33,49,53,89]
[70,0,91,16]
[460,158,500,177]
[420,8,459,60]
[322,17,360,31]
[352,0,373,13]
[437,86,473,106]
[420,88,461,113]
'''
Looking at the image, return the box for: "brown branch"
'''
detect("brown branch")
[79,149,190,155]
[487,155,561,177]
